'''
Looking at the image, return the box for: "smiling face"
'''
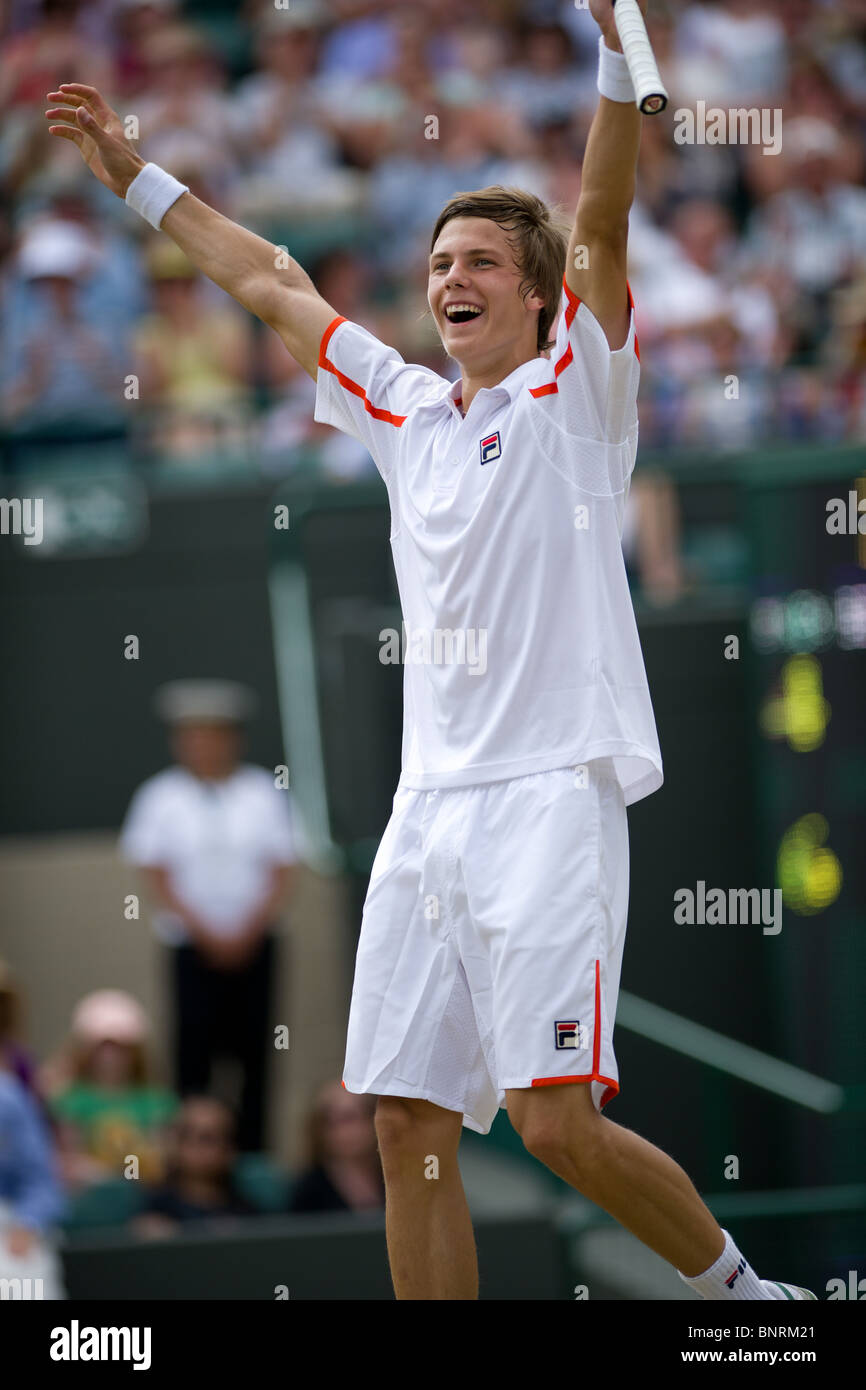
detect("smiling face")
[428,216,545,371]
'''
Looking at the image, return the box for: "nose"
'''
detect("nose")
[444,261,469,290]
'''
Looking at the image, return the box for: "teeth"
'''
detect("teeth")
[445,304,483,318]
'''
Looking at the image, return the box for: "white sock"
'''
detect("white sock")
[678,1230,778,1300]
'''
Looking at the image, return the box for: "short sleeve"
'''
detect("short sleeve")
[542,275,641,445]
[119,780,171,867]
[314,316,440,482]
[257,781,309,866]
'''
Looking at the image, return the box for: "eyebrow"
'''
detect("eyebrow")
[429,247,499,262]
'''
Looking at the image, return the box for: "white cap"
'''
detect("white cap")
[154,679,258,725]
[72,990,149,1045]
[17,220,96,280]
[784,117,843,162]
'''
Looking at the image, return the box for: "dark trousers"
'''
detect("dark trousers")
[171,933,276,1153]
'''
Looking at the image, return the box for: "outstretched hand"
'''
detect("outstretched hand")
[44,84,144,199]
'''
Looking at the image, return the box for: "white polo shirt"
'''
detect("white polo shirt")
[120,764,306,944]
[313,273,663,806]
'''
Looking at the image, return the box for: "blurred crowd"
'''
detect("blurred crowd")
[0,677,386,1297]
[1,0,864,473]
[1,964,385,1294]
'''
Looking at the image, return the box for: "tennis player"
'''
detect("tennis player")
[45,0,815,1302]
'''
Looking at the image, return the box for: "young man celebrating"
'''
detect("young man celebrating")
[45,0,814,1302]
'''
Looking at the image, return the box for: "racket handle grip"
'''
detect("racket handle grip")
[613,0,669,115]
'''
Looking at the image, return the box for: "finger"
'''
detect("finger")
[47,126,85,146]
[56,82,115,123]
[46,90,89,110]
[74,107,104,138]
[46,90,101,129]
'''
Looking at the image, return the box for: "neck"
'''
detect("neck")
[457,347,538,414]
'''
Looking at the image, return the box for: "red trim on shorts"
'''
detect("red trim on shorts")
[530,958,619,1108]
[318,315,408,427]
[627,281,641,362]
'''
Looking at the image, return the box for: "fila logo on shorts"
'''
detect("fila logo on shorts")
[555,1020,585,1050]
[725,1257,749,1290]
[479,430,502,464]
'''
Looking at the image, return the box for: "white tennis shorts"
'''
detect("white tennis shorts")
[342,757,629,1134]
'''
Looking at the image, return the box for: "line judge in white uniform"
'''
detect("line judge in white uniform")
[49,0,815,1300]
[120,680,305,1154]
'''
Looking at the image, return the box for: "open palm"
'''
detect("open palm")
[44,83,143,198]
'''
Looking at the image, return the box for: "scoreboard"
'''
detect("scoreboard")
[744,466,865,1187]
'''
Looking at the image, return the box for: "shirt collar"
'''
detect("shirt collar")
[422,353,546,414]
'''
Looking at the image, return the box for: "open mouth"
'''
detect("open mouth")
[444,304,485,325]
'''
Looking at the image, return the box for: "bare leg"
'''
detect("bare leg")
[631,472,685,605]
[375,1095,478,1299]
[507,1084,724,1277]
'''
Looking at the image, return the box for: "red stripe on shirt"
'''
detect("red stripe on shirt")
[318,315,408,427]
[530,274,639,396]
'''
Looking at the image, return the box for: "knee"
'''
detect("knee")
[517,1109,607,1183]
[374,1096,460,1168]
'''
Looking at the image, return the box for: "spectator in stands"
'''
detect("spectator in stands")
[500,20,592,130]
[743,117,866,358]
[674,0,788,106]
[132,22,239,197]
[40,989,178,1192]
[259,246,385,478]
[0,0,112,113]
[437,18,510,108]
[289,1080,385,1214]
[0,958,39,1095]
[132,239,256,459]
[120,680,306,1154]
[110,0,181,101]
[133,1096,255,1236]
[231,4,364,222]
[2,177,145,362]
[316,0,400,83]
[0,970,66,1297]
[0,218,122,428]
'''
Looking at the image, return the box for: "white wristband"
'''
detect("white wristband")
[125,162,189,229]
[597,33,636,103]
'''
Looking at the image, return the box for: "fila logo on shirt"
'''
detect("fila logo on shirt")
[479,431,502,465]
[555,1020,587,1050]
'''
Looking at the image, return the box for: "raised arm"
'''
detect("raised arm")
[566,1,645,351]
[44,83,337,380]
